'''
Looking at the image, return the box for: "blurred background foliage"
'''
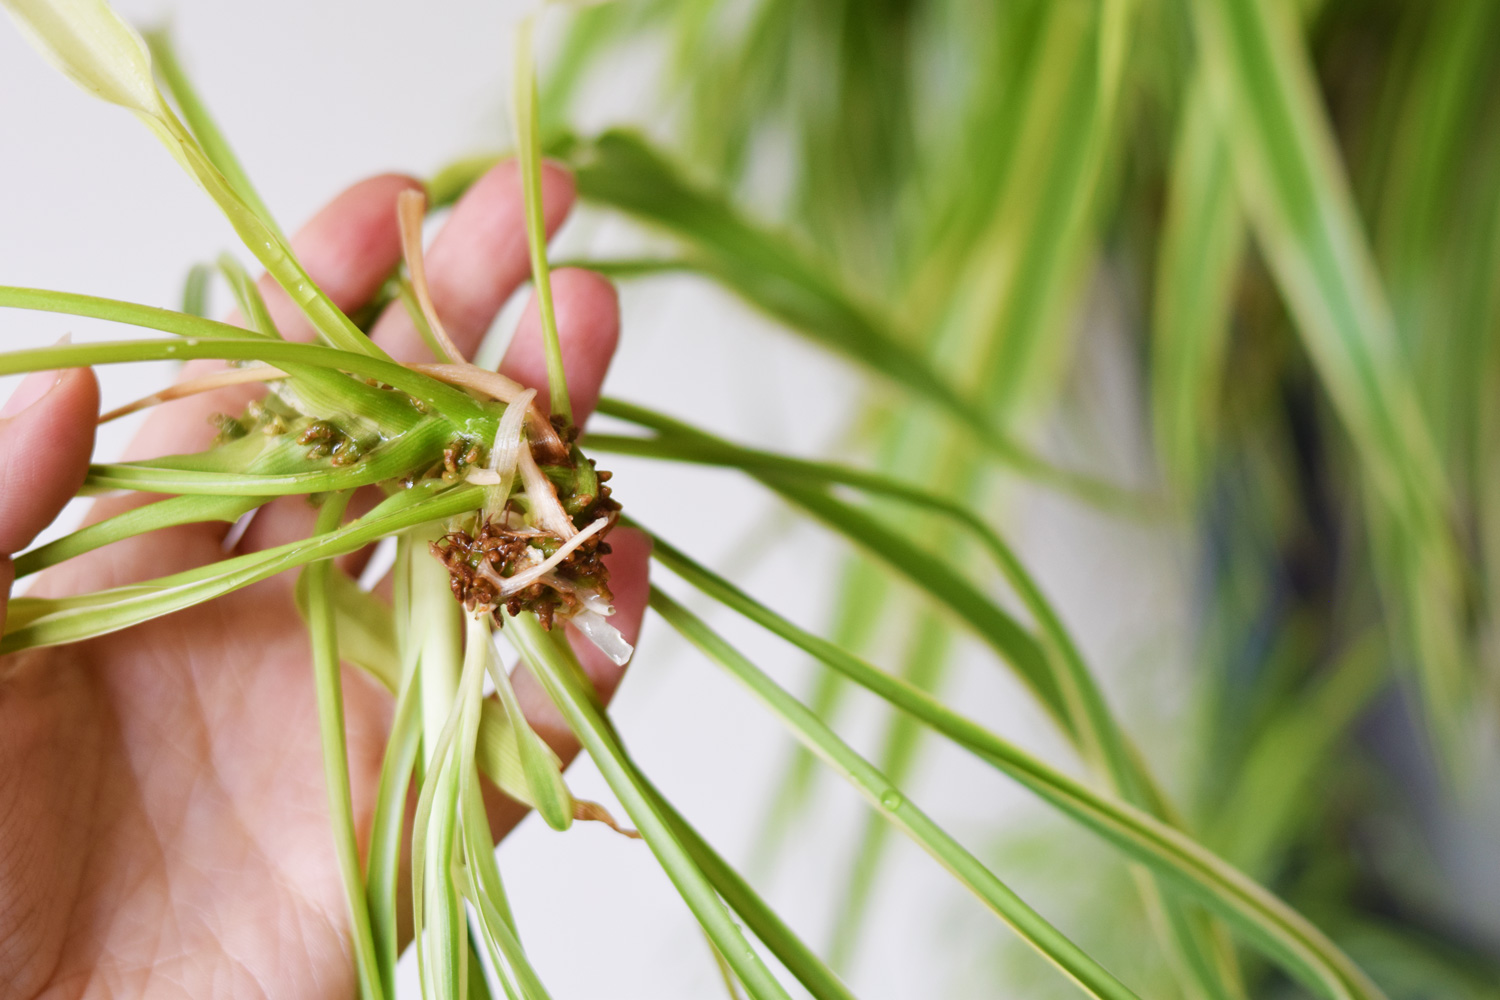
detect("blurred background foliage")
[485,0,1498,994]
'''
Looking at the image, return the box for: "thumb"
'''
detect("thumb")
[0,366,99,636]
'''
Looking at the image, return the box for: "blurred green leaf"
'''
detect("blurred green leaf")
[1151,81,1244,497]
[1192,0,1470,752]
[648,532,1387,1000]
[652,588,1143,1000]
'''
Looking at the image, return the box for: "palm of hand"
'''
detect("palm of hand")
[0,164,647,1000]
[4,571,383,999]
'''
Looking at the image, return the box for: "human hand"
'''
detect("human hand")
[0,162,647,999]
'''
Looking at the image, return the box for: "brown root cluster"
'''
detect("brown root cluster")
[430,513,615,630]
[430,425,622,629]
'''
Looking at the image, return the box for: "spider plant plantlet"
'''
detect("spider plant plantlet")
[0,4,632,998]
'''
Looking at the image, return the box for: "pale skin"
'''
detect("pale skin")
[0,163,650,999]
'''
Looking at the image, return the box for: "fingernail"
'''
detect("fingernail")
[1,369,61,418]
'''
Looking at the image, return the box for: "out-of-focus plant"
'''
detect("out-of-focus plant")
[1,0,1496,998]
[527,0,1498,996]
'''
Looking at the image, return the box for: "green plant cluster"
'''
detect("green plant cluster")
[2,0,1497,998]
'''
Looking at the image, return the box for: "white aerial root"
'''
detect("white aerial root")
[466,387,534,509]
[517,444,577,539]
[577,589,615,616]
[570,609,633,666]
[538,574,630,663]
[98,364,287,424]
[487,388,534,478]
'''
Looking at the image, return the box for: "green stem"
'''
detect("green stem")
[182,263,213,317]
[826,613,952,971]
[587,419,1185,806]
[634,775,858,1000]
[408,582,470,1000]
[651,589,1139,1000]
[589,413,1240,991]
[303,492,385,1000]
[146,103,384,360]
[209,250,400,428]
[85,419,449,496]
[0,300,486,422]
[512,18,571,425]
[144,28,286,244]
[367,659,421,996]
[13,494,266,578]
[215,252,281,337]
[504,614,792,1000]
[2,483,484,653]
[366,536,424,997]
[647,534,1386,1000]
[456,616,553,1000]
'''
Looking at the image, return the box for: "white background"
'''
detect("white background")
[0,3,1197,997]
